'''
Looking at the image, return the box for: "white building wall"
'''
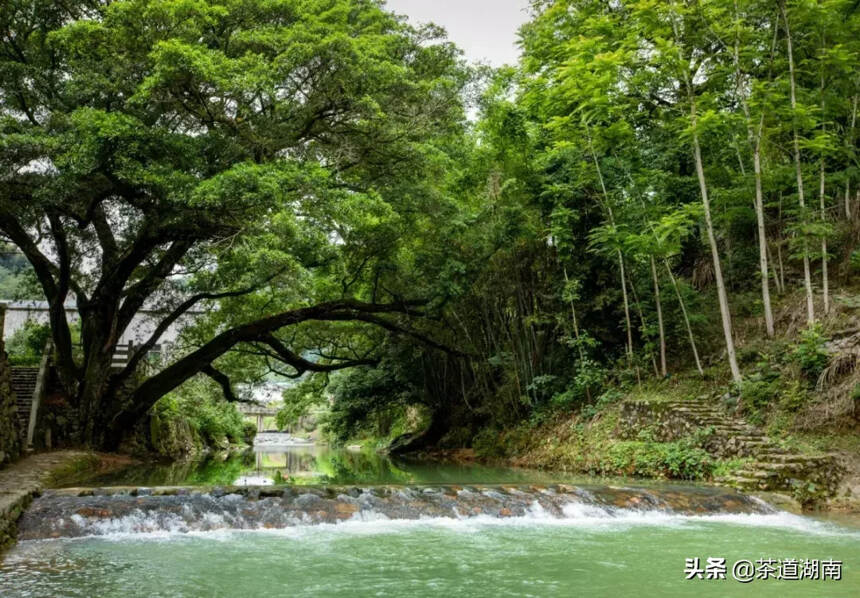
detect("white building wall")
[0,301,200,347]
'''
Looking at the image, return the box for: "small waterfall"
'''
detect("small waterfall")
[253,432,315,448]
[16,484,775,540]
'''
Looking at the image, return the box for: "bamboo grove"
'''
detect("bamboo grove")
[319,0,860,444]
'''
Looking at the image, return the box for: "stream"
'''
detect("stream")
[0,435,857,597]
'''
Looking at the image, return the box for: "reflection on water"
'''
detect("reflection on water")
[61,437,590,488]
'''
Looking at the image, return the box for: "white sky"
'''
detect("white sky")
[384,0,531,67]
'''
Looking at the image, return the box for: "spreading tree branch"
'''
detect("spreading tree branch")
[114,298,431,429]
[201,365,249,403]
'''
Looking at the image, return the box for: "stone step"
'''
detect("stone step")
[735,457,830,474]
[757,453,833,464]
[734,469,779,479]
[680,414,726,421]
[740,461,797,471]
[715,476,761,488]
[757,446,787,453]
[747,462,794,472]
[11,371,38,378]
[11,366,40,432]
[623,399,844,498]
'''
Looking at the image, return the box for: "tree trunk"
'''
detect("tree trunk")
[777,193,787,292]
[76,353,115,446]
[626,270,656,380]
[586,126,635,365]
[563,268,586,363]
[781,0,815,324]
[664,260,703,376]
[846,96,857,219]
[766,241,783,294]
[820,161,830,315]
[819,52,830,315]
[732,0,775,337]
[693,126,741,383]
[618,250,634,364]
[753,119,775,336]
[683,84,742,382]
[672,11,741,384]
[650,257,667,377]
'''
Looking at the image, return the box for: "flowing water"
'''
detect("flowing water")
[1,436,858,597]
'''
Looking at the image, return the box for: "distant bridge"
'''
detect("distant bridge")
[237,404,279,432]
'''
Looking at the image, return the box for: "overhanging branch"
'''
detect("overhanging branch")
[113,297,440,430]
[113,271,290,384]
[260,332,378,375]
[201,365,249,403]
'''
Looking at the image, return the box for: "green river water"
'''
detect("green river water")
[1,441,858,597]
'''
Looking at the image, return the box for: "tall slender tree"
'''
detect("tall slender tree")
[665,2,742,381]
[780,0,816,323]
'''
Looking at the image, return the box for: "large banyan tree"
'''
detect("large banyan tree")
[0,0,468,447]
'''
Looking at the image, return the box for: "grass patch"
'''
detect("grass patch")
[623,377,710,404]
[712,457,753,478]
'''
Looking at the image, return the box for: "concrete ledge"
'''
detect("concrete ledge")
[0,450,94,555]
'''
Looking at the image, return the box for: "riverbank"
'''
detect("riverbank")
[402,298,860,513]
[0,450,134,552]
[414,391,859,513]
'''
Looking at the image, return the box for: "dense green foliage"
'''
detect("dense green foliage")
[792,323,831,380]
[0,0,469,447]
[5,320,51,365]
[0,0,857,453]
[0,244,40,300]
[313,0,859,447]
[152,377,247,447]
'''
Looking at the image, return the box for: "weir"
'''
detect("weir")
[16,483,773,540]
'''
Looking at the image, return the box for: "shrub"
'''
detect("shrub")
[152,377,245,448]
[472,427,504,458]
[6,320,52,365]
[736,353,781,425]
[712,457,753,479]
[737,377,778,425]
[580,388,624,420]
[242,421,258,445]
[792,323,830,381]
[604,440,713,480]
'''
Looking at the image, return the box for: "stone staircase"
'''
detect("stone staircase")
[716,452,839,495]
[660,399,784,457]
[10,367,38,432]
[620,398,843,498]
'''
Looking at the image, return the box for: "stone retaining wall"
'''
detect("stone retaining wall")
[618,401,702,442]
[0,494,32,551]
[0,451,93,554]
[618,399,844,503]
[0,306,22,466]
